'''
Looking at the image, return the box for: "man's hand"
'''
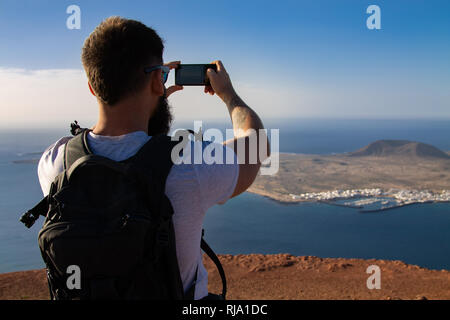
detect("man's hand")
[204,60,237,104]
[164,61,183,97]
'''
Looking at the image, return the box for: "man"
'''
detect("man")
[38,16,268,300]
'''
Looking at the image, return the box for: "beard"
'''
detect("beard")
[147,94,173,136]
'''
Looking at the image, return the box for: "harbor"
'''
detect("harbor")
[289,188,450,212]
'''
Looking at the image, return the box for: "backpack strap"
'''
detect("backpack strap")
[64,129,92,171]
[126,134,179,192]
[201,230,227,299]
[64,130,177,187]
[20,195,49,228]
[183,236,227,301]
[125,134,190,299]
[20,127,91,228]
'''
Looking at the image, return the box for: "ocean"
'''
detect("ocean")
[204,193,450,271]
[0,119,449,273]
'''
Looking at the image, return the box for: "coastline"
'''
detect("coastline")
[247,188,450,213]
[251,149,450,213]
[1,254,449,300]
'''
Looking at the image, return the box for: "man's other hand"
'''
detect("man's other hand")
[164,61,183,97]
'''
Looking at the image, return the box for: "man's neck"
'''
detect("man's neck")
[92,119,148,136]
[92,99,153,136]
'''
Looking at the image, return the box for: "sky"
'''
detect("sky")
[0,0,449,129]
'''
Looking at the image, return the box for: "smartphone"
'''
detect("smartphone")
[175,64,217,86]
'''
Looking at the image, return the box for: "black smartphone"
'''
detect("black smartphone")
[175,64,217,86]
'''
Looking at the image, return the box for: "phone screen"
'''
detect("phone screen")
[175,64,216,86]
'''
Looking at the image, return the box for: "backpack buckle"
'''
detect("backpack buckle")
[20,210,39,228]
[70,120,85,136]
[19,195,50,228]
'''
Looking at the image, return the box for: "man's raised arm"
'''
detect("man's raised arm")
[205,60,270,198]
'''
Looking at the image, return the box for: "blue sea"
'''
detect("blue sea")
[1,119,449,273]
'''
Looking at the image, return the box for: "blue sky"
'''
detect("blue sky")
[0,0,449,128]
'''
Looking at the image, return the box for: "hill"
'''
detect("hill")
[349,140,450,159]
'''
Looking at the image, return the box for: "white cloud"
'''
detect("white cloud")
[0,67,448,130]
[0,68,97,129]
[0,67,302,128]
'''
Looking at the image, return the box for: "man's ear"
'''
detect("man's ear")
[150,70,165,97]
[88,82,96,97]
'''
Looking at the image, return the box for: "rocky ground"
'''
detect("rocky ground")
[204,254,450,300]
[1,254,449,300]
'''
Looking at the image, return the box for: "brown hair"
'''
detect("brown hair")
[82,16,164,105]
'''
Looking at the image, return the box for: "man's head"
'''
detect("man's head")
[82,16,173,135]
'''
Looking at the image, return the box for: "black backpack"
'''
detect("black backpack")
[20,125,226,300]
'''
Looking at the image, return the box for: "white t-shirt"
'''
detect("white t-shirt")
[37,130,239,300]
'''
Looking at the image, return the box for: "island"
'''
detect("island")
[250,140,450,211]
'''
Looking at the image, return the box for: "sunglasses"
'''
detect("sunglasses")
[144,65,170,84]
